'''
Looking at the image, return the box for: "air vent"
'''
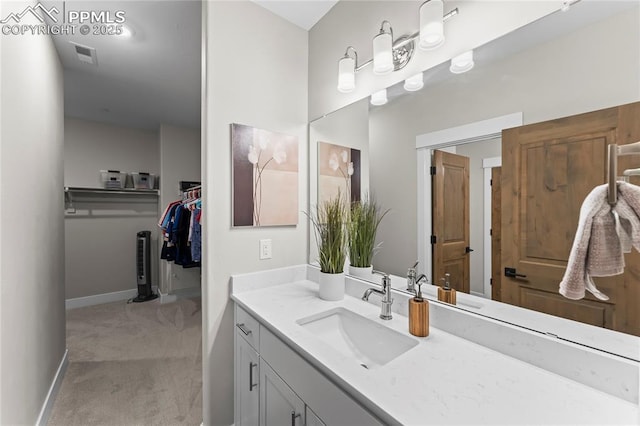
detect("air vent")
[70,42,97,65]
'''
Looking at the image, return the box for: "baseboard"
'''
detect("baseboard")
[36,349,68,426]
[158,285,201,304]
[66,286,159,310]
[470,291,486,298]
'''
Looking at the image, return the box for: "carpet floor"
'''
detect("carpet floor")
[48,297,202,426]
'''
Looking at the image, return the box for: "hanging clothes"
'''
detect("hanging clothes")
[159,187,202,268]
[190,208,202,262]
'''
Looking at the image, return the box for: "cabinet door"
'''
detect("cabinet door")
[235,334,260,426]
[260,359,305,426]
[305,406,326,426]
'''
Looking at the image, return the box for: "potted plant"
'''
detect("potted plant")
[308,194,347,301]
[347,195,389,279]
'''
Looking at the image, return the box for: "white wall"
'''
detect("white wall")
[0,2,66,423]
[64,118,160,299]
[159,124,201,294]
[308,1,563,119]
[203,1,308,424]
[64,117,159,188]
[367,8,640,279]
[456,138,501,295]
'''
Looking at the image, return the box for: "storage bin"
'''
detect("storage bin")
[100,170,125,189]
[131,172,155,190]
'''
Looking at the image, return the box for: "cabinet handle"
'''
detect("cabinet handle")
[291,411,301,426]
[237,323,252,336]
[249,362,258,391]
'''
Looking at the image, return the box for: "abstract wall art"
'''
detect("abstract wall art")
[232,123,299,227]
[318,141,361,207]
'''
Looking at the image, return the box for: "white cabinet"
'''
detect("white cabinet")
[305,407,325,426]
[235,334,260,426]
[235,314,260,426]
[260,359,305,426]
[234,304,381,426]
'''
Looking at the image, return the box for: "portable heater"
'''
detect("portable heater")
[132,230,158,303]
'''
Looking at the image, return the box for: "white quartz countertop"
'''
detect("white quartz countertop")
[232,279,638,425]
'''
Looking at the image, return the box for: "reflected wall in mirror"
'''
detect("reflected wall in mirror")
[308,1,640,350]
[309,99,370,264]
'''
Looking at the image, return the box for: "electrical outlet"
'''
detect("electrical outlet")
[259,239,272,260]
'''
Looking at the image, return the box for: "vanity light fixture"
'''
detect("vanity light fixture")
[449,50,474,74]
[419,0,445,50]
[404,72,424,91]
[370,89,388,106]
[337,46,357,93]
[373,21,394,75]
[336,3,459,93]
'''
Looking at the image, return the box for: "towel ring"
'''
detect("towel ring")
[608,141,640,205]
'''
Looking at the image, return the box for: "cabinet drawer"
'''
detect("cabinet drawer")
[236,305,260,350]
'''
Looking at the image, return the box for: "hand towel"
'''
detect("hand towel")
[559,182,640,300]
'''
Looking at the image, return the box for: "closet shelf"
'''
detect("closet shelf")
[64,187,159,210]
[64,186,159,196]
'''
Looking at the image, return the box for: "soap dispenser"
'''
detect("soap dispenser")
[438,273,457,305]
[409,282,429,337]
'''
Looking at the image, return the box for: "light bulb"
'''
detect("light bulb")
[370,89,388,106]
[404,73,424,91]
[450,50,474,74]
[337,56,355,93]
[373,31,394,75]
[419,0,445,50]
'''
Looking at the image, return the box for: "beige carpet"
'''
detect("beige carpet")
[48,297,202,426]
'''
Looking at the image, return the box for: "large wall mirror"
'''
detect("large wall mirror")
[308,1,640,359]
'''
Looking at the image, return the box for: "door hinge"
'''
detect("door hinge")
[490,228,493,236]
[490,178,493,186]
[430,235,437,244]
[430,166,436,175]
[490,278,493,285]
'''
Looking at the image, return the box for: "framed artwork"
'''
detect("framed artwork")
[318,141,361,206]
[231,123,299,227]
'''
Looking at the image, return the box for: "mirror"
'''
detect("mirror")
[308,1,640,359]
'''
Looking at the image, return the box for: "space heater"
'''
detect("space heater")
[133,230,158,303]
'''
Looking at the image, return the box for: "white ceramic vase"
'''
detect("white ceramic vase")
[348,265,373,280]
[318,271,345,301]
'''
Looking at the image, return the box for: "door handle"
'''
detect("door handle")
[504,267,527,279]
[249,362,258,391]
[291,411,301,426]
[465,247,474,253]
[237,323,252,336]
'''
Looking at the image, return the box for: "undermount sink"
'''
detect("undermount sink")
[296,307,418,369]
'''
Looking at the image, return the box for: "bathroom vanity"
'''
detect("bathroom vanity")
[232,265,638,425]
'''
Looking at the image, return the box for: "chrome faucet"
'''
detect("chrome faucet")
[416,273,429,286]
[362,270,393,320]
[406,261,419,293]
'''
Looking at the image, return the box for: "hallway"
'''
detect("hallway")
[48,298,202,425]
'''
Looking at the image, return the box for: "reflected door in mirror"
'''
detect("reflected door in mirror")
[432,150,470,293]
[501,103,640,336]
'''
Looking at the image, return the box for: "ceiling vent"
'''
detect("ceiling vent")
[71,42,98,65]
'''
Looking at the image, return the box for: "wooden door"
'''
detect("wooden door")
[432,150,470,293]
[501,102,640,335]
[491,167,502,301]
